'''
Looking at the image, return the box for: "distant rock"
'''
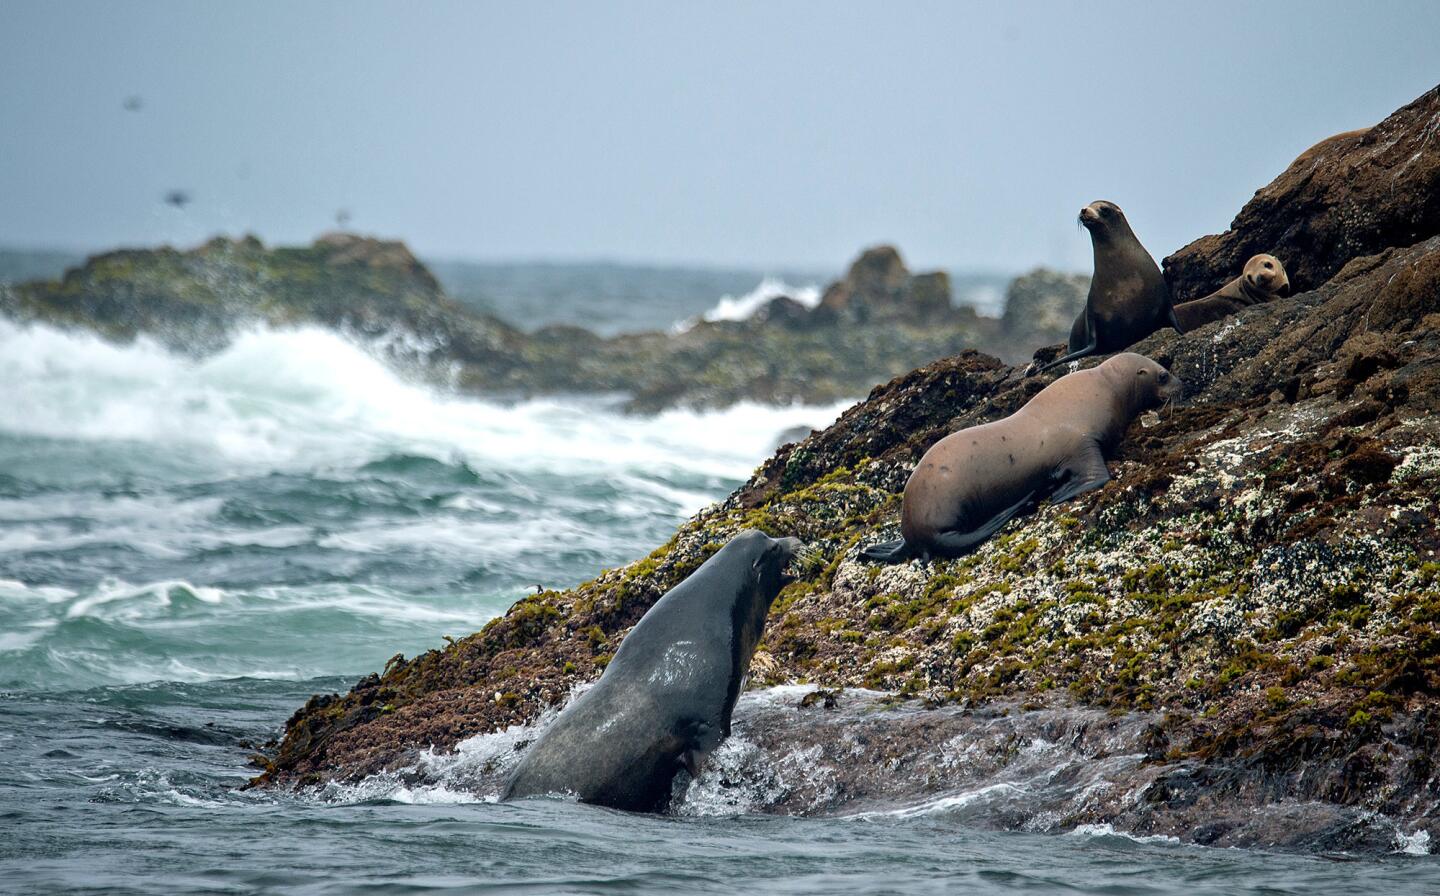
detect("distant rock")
[751,295,811,329]
[3,236,1073,412]
[0,233,535,387]
[815,245,955,323]
[997,268,1089,361]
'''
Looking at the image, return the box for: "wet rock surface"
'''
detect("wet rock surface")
[254,84,1440,850]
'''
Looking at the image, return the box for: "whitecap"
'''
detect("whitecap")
[1397,828,1432,855]
[0,318,849,483]
[64,579,226,620]
[0,579,77,602]
[1067,822,1182,845]
[672,277,822,331]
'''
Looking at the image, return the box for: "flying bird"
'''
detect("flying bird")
[163,190,192,208]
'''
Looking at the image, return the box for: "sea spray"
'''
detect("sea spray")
[672,277,822,332]
[0,319,848,691]
[0,318,848,480]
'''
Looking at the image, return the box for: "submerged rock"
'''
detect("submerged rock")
[252,83,1440,852]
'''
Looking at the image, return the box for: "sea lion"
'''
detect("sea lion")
[1174,254,1289,331]
[501,529,801,813]
[1040,201,1181,374]
[862,353,1181,562]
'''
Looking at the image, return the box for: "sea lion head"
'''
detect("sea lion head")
[1078,200,1130,239]
[727,529,803,680]
[1100,352,1183,413]
[734,529,803,592]
[1242,254,1289,297]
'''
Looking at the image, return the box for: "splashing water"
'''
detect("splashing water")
[3,315,1439,893]
[0,319,848,690]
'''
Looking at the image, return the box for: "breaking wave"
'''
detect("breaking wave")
[672,277,822,331]
[0,319,849,689]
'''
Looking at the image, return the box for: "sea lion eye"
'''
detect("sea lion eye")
[1158,371,1170,384]
[1263,261,1274,269]
[1137,369,1147,376]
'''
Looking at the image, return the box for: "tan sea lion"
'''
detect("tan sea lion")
[861,353,1181,562]
[1174,254,1289,331]
[1039,201,1182,374]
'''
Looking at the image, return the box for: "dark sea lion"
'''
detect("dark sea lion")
[862,353,1181,562]
[501,529,800,813]
[1174,254,1289,331]
[1040,201,1181,373]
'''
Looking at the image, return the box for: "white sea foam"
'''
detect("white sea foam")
[672,277,822,332]
[844,783,1026,821]
[0,319,851,689]
[1396,828,1432,855]
[1067,823,1182,845]
[317,706,570,806]
[0,579,77,602]
[0,318,848,486]
[64,579,226,620]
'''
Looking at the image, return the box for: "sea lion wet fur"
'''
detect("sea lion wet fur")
[501,529,800,813]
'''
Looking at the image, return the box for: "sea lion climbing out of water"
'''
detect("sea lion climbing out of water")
[1040,201,1182,374]
[861,353,1182,562]
[1173,254,1289,331]
[501,529,800,813]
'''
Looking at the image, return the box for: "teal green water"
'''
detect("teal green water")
[1,317,1438,893]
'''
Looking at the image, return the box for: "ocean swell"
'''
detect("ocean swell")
[0,319,848,690]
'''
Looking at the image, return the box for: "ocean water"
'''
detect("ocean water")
[426,260,829,337]
[2,309,1438,893]
[428,259,1011,334]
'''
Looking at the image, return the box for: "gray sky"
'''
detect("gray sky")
[1,1,1436,272]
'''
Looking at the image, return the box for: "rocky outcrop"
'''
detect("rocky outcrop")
[997,268,1089,359]
[1164,84,1440,300]
[607,248,995,412]
[0,233,536,386]
[253,84,1440,851]
[0,238,1074,412]
[816,246,952,322]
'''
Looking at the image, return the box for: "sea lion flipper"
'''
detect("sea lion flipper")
[1038,311,1099,374]
[859,538,909,563]
[929,490,1040,555]
[1038,341,1096,375]
[1167,302,1186,335]
[1048,441,1111,504]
